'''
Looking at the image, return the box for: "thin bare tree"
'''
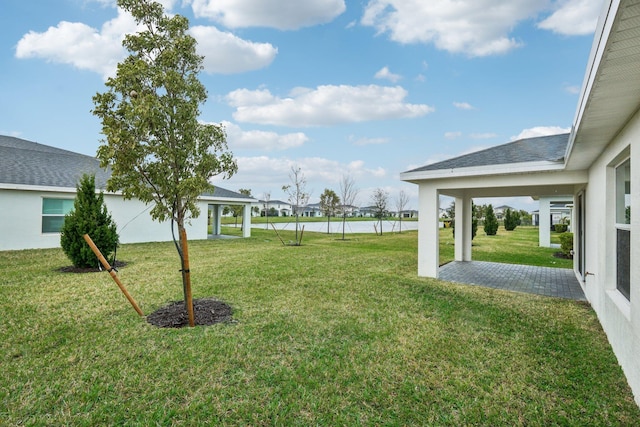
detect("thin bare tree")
[338,174,359,240]
[282,166,310,245]
[395,189,410,233]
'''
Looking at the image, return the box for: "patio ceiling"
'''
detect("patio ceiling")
[566,0,640,170]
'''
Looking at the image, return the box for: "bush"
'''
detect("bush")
[554,223,568,233]
[484,204,499,236]
[60,174,119,268]
[559,232,574,258]
[504,208,518,231]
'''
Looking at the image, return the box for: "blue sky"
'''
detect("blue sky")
[1,0,603,211]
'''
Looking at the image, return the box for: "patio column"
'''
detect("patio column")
[539,198,551,247]
[418,183,440,278]
[454,195,472,262]
[242,204,251,238]
[212,204,222,236]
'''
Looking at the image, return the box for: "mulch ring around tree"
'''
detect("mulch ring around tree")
[57,260,127,273]
[147,298,234,328]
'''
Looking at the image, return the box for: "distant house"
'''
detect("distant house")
[254,199,292,217]
[0,135,256,251]
[339,204,360,217]
[401,0,640,406]
[531,196,573,247]
[301,203,323,217]
[493,205,516,220]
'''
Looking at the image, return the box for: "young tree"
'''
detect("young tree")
[484,204,499,235]
[371,188,389,235]
[282,166,310,245]
[338,174,359,240]
[60,174,119,268]
[92,0,237,325]
[395,189,410,233]
[503,208,518,231]
[319,188,340,234]
[262,191,271,229]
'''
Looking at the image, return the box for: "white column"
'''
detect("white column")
[539,197,551,247]
[213,205,223,235]
[242,204,251,238]
[455,195,472,261]
[418,183,440,278]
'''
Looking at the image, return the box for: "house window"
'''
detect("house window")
[42,198,74,233]
[615,158,631,300]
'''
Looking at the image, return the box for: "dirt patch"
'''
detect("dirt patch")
[147,298,233,328]
[57,260,127,273]
[553,252,573,260]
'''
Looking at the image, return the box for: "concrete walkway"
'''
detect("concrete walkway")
[439,261,586,301]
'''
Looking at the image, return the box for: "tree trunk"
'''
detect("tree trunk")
[178,226,195,327]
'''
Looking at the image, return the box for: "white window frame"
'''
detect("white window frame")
[42,198,74,234]
[614,157,631,301]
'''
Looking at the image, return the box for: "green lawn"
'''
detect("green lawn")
[1,228,638,425]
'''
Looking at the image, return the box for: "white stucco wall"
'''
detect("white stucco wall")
[581,108,640,406]
[0,188,209,251]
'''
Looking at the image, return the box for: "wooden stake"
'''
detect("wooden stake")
[270,223,286,246]
[83,234,143,316]
[179,228,195,327]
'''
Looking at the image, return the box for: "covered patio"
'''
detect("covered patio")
[439,261,586,301]
[400,133,588,281]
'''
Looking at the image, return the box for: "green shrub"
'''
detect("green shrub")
[554,223,568,233]
[483,204,498,236]
[60,174,119,268]
[559,232,574,258]
[504,208,518,231]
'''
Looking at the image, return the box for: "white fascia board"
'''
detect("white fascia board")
[566,0,619,160]
[198,196,257,204]
[0,183,78,193]
[0,183,256,205]
[400,161,566,183]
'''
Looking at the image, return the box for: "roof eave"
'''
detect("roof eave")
[400,161,566,183]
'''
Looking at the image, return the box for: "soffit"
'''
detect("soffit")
[568,0,640,170]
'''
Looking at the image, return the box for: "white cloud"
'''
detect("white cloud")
[374,66,402,83]
[444,131,462,140]
[222,121,308,151]
[226,85,434,126]
[15,9,136,78]
[16,7,277,78]
[512,126,571,140]
[453,101,474,110]
[190,26,277,74]
[350,136,389,146]
[361,0,543,56]
[361,0,599,57]
[189,0,346,30]
[537,0,602,35]
[564,84,581,95]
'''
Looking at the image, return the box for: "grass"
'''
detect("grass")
[1,227,638,425]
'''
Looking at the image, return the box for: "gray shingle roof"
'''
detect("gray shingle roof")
[0,135,253,201]
[0,135,111,189]
[406,133,570,173]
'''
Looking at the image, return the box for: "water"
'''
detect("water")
[250,219,418,234]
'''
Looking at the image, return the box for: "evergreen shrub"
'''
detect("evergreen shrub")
[60,174,119,268]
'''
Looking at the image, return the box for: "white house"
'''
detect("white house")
[401,0,639,406]
[254,199,292,217]
[0,135,256,251]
